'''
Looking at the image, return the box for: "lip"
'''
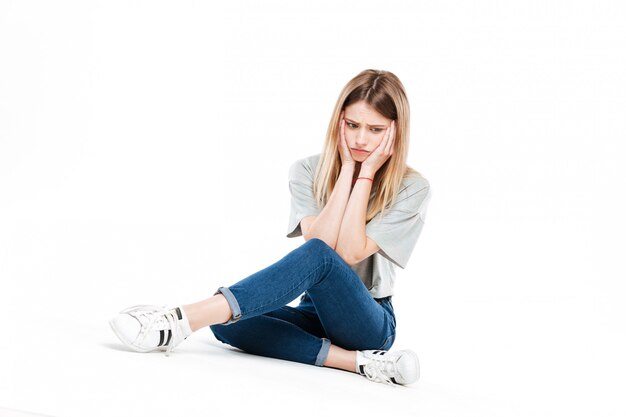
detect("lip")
[352,148,369,154]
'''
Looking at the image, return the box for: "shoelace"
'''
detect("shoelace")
[363,354,399,386]
[120,305,183,356]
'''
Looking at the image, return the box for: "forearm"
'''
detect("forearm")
[335,167,376,263]
[303,163,355,248]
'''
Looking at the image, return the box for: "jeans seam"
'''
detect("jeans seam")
[377,333,395,351]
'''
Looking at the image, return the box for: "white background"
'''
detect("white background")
[1,1,625,416]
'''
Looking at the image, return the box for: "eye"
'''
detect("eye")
[371,128,383,133]
[347,122,358,129]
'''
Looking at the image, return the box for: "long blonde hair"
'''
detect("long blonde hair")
[314,69,417,221]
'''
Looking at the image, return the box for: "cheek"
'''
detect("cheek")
[372,134,385,147]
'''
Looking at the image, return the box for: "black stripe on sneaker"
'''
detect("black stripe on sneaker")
[159,330,165,347]
[390,377,398,384]
[175,307,183,320]
[165,329,172,346]
[359,365,365,375]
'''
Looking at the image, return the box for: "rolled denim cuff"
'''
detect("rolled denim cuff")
[315,338,332,366]
[214,286,242,325]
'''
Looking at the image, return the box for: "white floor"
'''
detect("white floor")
[2,286,624,417]
[0,319,518,417]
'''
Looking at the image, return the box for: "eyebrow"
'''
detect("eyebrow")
[344,118,387,128]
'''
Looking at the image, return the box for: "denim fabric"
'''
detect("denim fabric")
[209,238,397,367]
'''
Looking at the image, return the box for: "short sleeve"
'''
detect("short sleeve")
[365,176,432,269]
[286,157,323,238]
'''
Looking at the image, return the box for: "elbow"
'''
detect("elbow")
[302,230,316,243]
[343,257,359,267]
[335,248,359,267]
[342,255,360,267]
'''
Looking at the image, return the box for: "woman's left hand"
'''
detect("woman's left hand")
[361,120,396,175]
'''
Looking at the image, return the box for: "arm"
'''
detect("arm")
[300,111,354,249]
[301,162,354,249]
[334,165,380,265]
[335,120,396,266]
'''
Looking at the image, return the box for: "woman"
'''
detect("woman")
[110,69,431,386]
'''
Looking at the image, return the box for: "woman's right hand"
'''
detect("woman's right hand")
[337,111,355,167]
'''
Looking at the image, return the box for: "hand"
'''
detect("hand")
[337,111,355,167]
[361,120,396,175]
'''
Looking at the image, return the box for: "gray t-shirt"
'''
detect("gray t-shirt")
[286,153,431,298]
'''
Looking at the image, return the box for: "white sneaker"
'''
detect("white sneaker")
[109,305,192,356]
[356,349,420,385]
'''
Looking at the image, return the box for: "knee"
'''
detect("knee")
[303,238,337,260]
[307,239,350,271]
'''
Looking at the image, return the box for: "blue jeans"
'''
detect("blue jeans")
[209,238,396,367]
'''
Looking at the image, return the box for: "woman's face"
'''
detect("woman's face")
[342,100,393,163]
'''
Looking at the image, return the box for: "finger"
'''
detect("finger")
[338,119,351,158]
[385,120,396,154]
[377,124,391,155]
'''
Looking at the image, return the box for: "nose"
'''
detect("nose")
[355,128,367,147]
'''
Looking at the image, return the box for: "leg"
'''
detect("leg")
[217,239,395,351]
[210,301,358,372]
[185,238,394,366]
[210,313,332,366]
[209,292,330,366]
[111,238,413,383]
[183,293,232,331]
[324,345,358,372]
[181,238,332,331]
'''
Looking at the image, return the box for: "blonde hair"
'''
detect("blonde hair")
[314,69,417,221]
